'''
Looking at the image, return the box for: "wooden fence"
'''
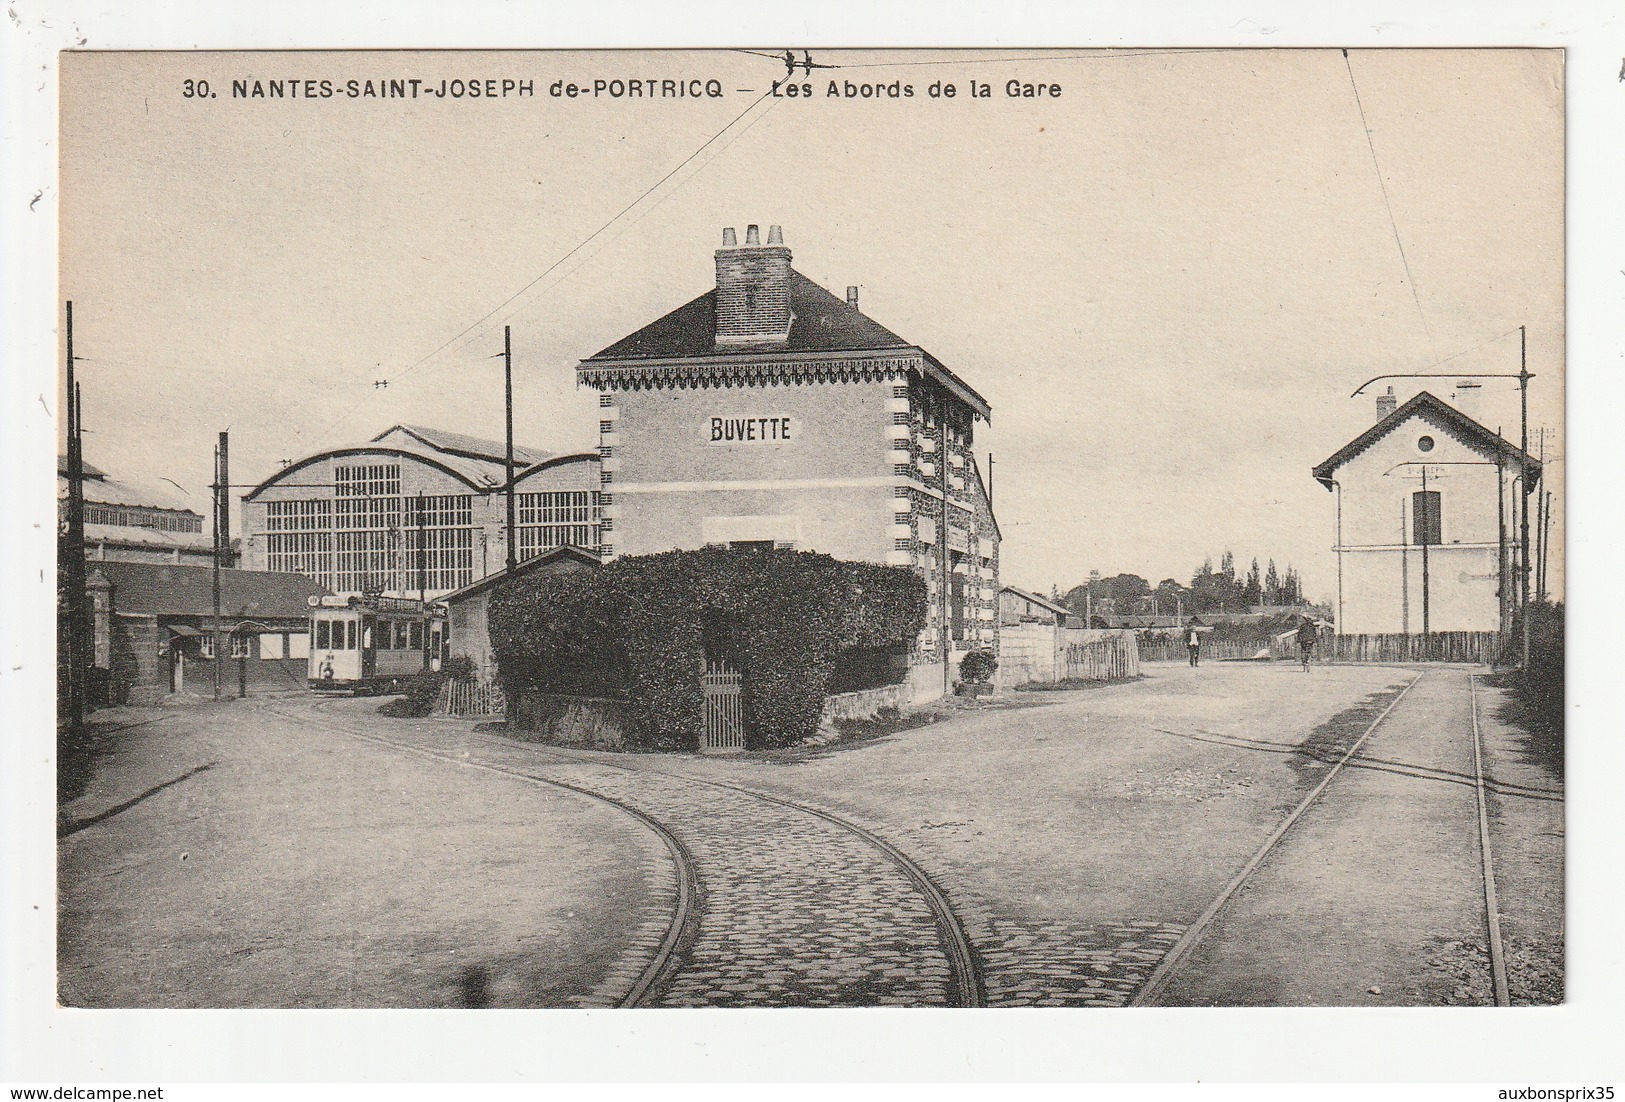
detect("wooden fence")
[436,678,506,717]
[1060,633,1141,681]
[1138,632,1503,665]
[1138,636,1276,663]
[1329,632,1504,664]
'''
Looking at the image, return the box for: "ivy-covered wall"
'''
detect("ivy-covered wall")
[488,546,927,750]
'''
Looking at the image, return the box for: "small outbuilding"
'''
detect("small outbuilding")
[438,544,602,684]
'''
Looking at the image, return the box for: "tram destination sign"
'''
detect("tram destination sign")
[703,415,801,446]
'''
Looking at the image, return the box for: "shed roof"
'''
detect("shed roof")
[1311,391,1542,490]
[438,545,601,605]
[90,561,330,619]
[1001,585,1070,618]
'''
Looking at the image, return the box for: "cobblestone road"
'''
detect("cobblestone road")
[355,713,1199,1008]
[498,756,955,1007]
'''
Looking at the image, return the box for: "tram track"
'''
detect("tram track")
[1132,668,1514,1006]
[278,699,984,1008]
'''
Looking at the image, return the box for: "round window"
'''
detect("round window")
[1417,435,1436,453]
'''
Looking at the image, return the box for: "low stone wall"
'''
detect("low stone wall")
[820,682,911,727]
[507,691,632,751]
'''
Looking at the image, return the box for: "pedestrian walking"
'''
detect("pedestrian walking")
[1296,616,1319,672]
[1186,621,1202,667]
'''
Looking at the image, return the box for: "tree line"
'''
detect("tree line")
[1062,552,1309,621]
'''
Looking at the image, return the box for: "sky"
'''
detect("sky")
[58,48,1565,602]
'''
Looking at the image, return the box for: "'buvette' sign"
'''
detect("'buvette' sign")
[704,415,800,446]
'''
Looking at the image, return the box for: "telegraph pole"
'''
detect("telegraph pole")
[1519,326,1532,667]
[1419,466,1430,640]
[211,432,228,701]
[504,325,517,573]
[417,491,429,669]
[63,301,87,732]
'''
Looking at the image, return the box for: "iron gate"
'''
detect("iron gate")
[701,660,745,751]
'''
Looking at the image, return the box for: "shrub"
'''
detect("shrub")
[378,669,448,718]
[959,648,998,685]
[488,547,927,751]
[1513,601,1564,744]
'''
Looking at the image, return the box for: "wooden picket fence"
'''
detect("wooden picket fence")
[1137,632,1503,665]
[436,678,506,717]
[1061,635,1141,681]
[1329,632,1504,665]
[1137,636,1276,663]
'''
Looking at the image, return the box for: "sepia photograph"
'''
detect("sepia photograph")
[48,45,1567,1016]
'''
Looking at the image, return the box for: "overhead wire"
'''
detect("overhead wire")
[300,86,779,448]
[1343,48,1435,356]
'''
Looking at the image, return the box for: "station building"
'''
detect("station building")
[1312,389,1541,635]
[240,424,601,600]
[577,225,1000,697]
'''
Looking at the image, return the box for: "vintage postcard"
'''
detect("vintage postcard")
[50,45,1564,1025]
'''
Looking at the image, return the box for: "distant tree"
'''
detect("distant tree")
[1244,558,1263,608]
[1264,559,1281,605]
[1154,578,1188,617]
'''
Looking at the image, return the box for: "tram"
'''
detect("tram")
[307,594,446,694]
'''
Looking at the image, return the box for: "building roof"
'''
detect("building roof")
[90,561,330,620]
[586,271,912,361]
[438,545,601,605]
[1001,585,1070,618]
[84,523,214,554]
[248,424,558,499]
[581,270,991,421]
[58,463,201,515]
[1311,391,1542,490]
[375,424,553,468]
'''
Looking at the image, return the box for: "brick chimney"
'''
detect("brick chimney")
[1376,386,1397,420]
[846,285,860,311]
[715,224,792,347]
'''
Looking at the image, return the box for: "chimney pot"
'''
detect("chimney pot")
[846,286,860,310]
[745,224,760,246]
[722,227,737,247]
[1376,385,1397,420]
[767,224,783,245]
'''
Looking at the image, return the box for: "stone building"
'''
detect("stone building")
[1312,389,1541,635]
[240,424,600,600]
[577,225,999,701]
[87,560,328,703]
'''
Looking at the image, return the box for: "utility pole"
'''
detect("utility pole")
[211,431,228,701]
[937,392,951,696]
[504,325,517,573]
[417,491,429,669]
[1519,325,1532,667]
[63,301,87,733]
[1496,434,1507,637]
[1419,466,1430,640]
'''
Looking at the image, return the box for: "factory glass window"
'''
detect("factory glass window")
[266,499,334,583]
[83,505,203,532]
[517,490,601,557]
[1412,490,1443,546]
[335,463,401,498]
